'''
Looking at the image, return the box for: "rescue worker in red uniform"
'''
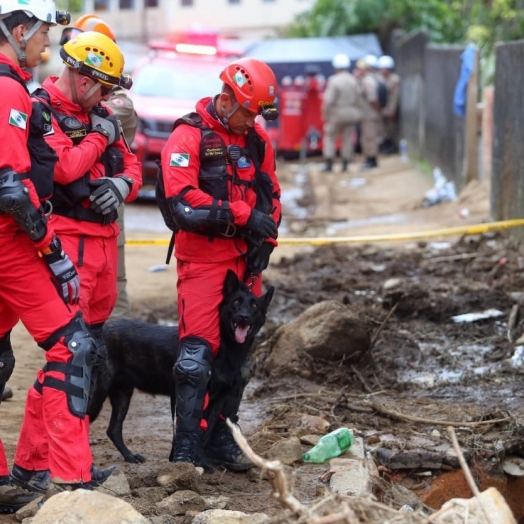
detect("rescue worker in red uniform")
[59,14,139,319]
[0,0,108,513]
[161,58,281,470]
[6,30,142,501]
[37,31,142,330]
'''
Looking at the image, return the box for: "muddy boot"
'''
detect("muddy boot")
[44,481,92,501]
[361,157,378,169]
[205,419,253,472]
[0,476,41,514]
[1,385,12,401]
[320,158,333,172]
[10,464,50,494]
[90,465,116,487]
[11,463,114,493]
[170,430,209,470]
[341,159,350,172]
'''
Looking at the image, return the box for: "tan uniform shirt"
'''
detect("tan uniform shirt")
[321,70,363,125]
[382,72,401,118]
[360,72,381,121]
[106,88,138,145]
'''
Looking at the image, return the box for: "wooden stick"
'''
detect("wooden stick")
[226,418,305,516]
[370,303,398,349]
[370,399,513,427]
[429,427,490,523]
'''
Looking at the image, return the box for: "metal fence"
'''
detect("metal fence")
[423,45,466,190]
[396,34,469,191]
[397,31,427,161]
[492,39,524,239]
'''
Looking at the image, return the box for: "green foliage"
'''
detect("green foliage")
[287,0,524,50]
[286,0,463,43]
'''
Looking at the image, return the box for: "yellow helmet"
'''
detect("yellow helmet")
[59,31,132,89]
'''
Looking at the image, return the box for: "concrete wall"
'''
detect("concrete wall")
[81,0,315,40]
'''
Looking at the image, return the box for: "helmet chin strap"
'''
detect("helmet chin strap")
[68,69,101,106]
[0,18,43,70]
[220,101,239,132]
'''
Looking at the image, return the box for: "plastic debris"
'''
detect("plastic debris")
[423,168,457,207]
[452,309,505,323]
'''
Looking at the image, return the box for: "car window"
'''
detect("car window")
[132,62,224,100]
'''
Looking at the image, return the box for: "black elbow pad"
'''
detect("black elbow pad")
[172,199,233,232]
[0,168,47,242]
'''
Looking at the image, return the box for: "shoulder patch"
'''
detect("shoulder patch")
[9,109,27,130]
[170,153,190,167]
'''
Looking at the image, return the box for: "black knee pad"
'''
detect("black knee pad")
[173,336,213,432]
[38,315,100,418]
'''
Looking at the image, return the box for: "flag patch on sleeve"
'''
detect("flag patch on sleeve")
[9,109,27,130]
[170,153,190,167]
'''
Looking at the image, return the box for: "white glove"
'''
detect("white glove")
[90,113,121,146]
[89,177,131,215]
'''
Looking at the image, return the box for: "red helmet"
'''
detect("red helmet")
[219,58,277,114]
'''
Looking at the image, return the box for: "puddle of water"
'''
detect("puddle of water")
[397,341,501,388]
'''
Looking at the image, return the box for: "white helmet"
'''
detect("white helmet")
[0,0,69,25]
[332,53,349,69]
[0,0,70,68]
[377,55,395,69]
[362,54,378,68]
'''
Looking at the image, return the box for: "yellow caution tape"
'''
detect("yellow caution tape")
[126,219,524,247]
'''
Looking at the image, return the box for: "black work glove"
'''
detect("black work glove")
[90,112,121,145]
[89,177,132,214]
[41,237,81,305]
[246,209,278,239]
[247,242,274,275]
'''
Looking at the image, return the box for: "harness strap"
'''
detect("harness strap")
[38,312,83,351]
[33,361,84,398]
[34,376,84,400]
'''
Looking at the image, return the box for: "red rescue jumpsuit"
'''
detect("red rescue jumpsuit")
[40,77,143,326]
[0,55,91,483]
[161,97,282,427]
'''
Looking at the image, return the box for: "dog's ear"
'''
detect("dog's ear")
[260,286,275,313]
[223,269,240,296]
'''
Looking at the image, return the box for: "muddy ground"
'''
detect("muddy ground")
[3,156,524,523]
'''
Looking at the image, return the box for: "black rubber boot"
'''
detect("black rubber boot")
[320,158,333,172]
[90,465,116,487]
[11,463,114,493]
[205,419,254,472]
[10,465,50,494]
[341,159,350,172]
[170,430,208,469]
[0,385,12,401]
[0,476,41,514]
[44,481,92,501]
[362,157,378,169]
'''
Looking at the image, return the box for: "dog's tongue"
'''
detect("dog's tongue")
[235,325,249,344]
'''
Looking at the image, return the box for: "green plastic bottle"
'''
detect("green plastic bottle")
[302,427,354,463]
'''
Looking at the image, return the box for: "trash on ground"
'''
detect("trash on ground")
[423,167,457,207]
[452,309,505,323]
[148,264,168,272]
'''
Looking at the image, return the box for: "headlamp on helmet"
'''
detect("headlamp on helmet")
[260,105,278,121]
[56,10,71,26]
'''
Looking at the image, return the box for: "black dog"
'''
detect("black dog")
[87,270,274,463]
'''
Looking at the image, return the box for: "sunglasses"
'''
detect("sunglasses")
[99,84,115,96]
